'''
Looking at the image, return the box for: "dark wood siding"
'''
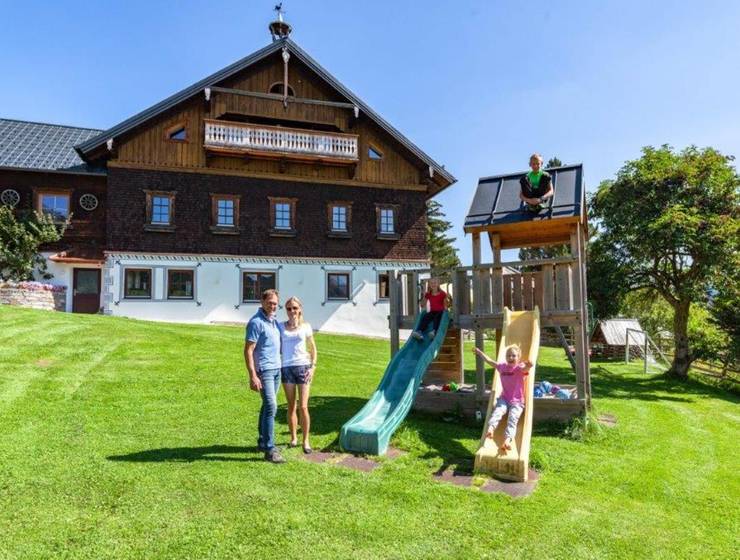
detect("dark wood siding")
[107,166,428,261]
[0,169,107,253]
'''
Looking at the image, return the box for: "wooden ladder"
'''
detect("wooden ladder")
[425,327,464,385]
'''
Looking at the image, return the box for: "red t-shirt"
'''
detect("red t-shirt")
[425,290,447,312]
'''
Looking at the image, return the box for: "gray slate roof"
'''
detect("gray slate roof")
[0,118,103,173]
[465,164,584,228]
[75,38,455,185]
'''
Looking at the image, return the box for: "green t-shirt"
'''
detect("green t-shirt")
[527,170,543,188]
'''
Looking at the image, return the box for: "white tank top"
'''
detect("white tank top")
[280,322,313,367]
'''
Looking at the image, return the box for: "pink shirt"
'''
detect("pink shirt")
[495,362,529,404]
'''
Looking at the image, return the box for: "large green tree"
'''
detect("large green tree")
[426,199,460,277]
[590,145,739,380]
[0,206,65,281]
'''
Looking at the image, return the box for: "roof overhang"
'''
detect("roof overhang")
[74,38,455,191]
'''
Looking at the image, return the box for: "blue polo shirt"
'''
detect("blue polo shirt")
[246,308,282,372]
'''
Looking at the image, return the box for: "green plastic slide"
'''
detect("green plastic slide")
[340,311,450,455]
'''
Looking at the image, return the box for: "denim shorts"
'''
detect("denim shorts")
[281,364,310,385]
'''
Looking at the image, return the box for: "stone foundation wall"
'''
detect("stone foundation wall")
[0,282,67,312]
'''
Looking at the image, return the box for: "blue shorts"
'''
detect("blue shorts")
[281,365,310,385]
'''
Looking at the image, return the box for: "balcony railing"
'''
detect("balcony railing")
[204,119,359,164]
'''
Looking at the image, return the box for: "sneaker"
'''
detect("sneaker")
[411,331,423,341]
[265,449,286,463]
[428,330,436,340]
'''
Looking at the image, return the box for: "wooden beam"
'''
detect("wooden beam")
[209,85,358,110]
[570,228,588,405]
[389,270,400,358]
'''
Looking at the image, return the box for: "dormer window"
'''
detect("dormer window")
[269,82,295,97]
[368,145,383,160]
[165,122,188,142]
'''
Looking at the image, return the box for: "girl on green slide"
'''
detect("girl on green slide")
[519,153,554,212]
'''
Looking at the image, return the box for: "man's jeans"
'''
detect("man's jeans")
[257,368,281,452]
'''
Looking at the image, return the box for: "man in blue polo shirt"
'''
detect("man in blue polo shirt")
[245,288,285,463]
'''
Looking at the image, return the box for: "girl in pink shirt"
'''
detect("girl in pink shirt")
[474,344,533,452]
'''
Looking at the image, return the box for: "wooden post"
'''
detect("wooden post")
[578,224,592,406]
[409,270,420,323]
[472,233,486,404]
[491,233,503,313]
[388,270,400,358]
[542,264,555,312]
[570,228,588,405]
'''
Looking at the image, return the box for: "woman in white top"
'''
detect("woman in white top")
[280,296,318,453]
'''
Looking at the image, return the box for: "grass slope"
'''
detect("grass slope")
[0,306,738,559]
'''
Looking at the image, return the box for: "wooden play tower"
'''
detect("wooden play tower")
[388,164,591,421]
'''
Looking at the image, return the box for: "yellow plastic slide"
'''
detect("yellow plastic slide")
[474,307,540,482]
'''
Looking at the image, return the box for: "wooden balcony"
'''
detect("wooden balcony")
[204,119,359,165]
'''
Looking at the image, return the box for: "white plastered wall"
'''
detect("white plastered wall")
[103,253,427,338]
[37,252,103,312]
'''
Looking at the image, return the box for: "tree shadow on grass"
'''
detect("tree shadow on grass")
[591,363,740,405]
[405,413,479,474]
[107,445,264,463]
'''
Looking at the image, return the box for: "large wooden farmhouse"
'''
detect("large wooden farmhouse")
[0,18,455,337]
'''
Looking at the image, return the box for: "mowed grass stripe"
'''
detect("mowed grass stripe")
[0,305,738,560]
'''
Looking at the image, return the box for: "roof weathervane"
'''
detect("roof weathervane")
[269,3,292,41]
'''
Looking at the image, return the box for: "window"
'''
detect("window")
[379,209,395,234]
[378,272,390,300]
[169,127,187,141]
[152,196,170,224]
[165,122,188,142]
[242,271,276,303]
[37,192,70,221]
[124,269,152,299]
[211,194,240,231]
[275,203,291,229]
[327,272,350,300]
[167,269,194,299]
[327,202,352,236]
[368,145,383,160]
[332,206,347,231]
[268,82,295,96]
[269,197,296,235]
[145,191,175,229]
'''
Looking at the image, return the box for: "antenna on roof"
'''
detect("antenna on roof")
[269,3,292,41]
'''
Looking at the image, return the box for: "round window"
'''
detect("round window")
[79,193,99,211]
[1,189,20,207]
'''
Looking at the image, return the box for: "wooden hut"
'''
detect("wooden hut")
[590,318,646,359]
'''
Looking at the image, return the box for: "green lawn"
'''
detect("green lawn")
[1,306,738,559]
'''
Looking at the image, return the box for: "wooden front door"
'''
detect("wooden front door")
[72,268,101,313]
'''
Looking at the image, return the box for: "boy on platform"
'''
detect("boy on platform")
[473,344,533,452]
[519,153,554,212]
[411,278,450,341]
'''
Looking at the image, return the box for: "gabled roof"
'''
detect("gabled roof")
[75,38,455,185]
[0,118,103,174]
[593,319,645,346]
[465,164,584,230]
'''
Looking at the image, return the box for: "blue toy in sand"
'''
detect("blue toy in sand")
[555,388,572,400]
[539,380,552,394]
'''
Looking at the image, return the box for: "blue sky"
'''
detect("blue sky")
[2,1,738,264]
